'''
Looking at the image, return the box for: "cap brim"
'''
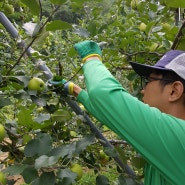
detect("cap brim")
[129,61,169,77]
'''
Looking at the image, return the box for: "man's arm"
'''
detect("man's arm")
[76,57,185,185]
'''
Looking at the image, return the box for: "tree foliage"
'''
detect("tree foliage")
[0,0,185,184]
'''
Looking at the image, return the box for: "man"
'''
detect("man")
[64,40,185,185]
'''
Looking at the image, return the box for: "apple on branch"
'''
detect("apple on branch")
[70,163,83,181]
[28,77,45,92]
[138,22,147,32]
[149,42,158,52]
[4,4,14,15]
[131,0,139,10]
[161,23,171,32]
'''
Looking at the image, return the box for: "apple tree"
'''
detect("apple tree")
[0,0,185,185]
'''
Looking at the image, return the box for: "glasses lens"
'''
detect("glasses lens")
[141,77,149,89]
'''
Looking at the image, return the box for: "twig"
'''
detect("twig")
[171,19,185,49]
[6,5,61,75]
[108,139,128,145]
[5,126,20,139]
[119,50,164,57]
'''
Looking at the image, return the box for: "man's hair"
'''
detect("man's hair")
[153,69,185,105]
[155,70,185,89]
[153,69,185,98]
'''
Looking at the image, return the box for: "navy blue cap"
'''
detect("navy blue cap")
[130,50,185,79]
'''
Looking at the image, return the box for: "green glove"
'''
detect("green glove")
[74,40,102,63]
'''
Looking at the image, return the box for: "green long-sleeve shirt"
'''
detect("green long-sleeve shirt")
[77,59,185,185]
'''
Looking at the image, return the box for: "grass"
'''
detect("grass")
[78,165,119,185]
[19,167,119,185]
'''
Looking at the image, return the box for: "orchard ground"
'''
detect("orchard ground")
[0,138,24,185]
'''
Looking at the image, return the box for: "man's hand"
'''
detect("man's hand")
[74,40,102,63]
[48,78,82,97]
[48,78,75,96]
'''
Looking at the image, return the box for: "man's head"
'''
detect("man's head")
[129,50,185,114]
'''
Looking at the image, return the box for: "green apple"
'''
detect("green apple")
[149,43,158,51]
[131,0,138,10]
[161,23,171,31]
[138,23,147,32]
[37,106,44,112]
[70,131,77,137]
[99,150,110,164]
[102,125,109,131]
[4,4,14,15]
[99,150,106,159]
[0,124,5,143]
[0,172,6,185]
[100,150,109,160]
[70,163,83,180]
[28,77,45,92]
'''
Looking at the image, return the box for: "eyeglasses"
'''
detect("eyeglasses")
[140,76,175,89]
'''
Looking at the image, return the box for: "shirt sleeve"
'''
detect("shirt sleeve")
[77,59,185,184]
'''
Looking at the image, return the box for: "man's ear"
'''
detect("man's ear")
[169,81,184,102]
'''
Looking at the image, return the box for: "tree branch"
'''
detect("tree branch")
[171,19,185,49]
[6,5,61,75]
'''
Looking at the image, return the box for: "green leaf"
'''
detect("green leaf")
[71,0,89,2]
[24,133,52,157]
[67,47,77,57]
[21,0,40,16]
[32,27,50,46]
[73,26,90,37]
[104,147,118,158]
[51,109,72,122]
[21,166,38,184]
[7,76,30,87]
[161,0,185,7]
[75,135,96,154]
[96,175,110,185]
[34,114,50,123]
[3,164,28,176]
[149,3,158,12]
[59,177,75,185]
[49,136,95,159]
[87,21,97,36]
[57,169,76,184]
[49,0,67,5]
[13,90,30,99]
[0,98,12,108]
[46,20,72,31]
[39,172,56,185]
[70,0,91,7]
[35,155,58,169]
[132,155,146,169]
[118,175,141,185]
[127,178,140,185]
[32,172,56,185]
[162,40,172,49]
[31,96,47,107]
[49,142,76,159]
[118,175,127,185]
[17,108,38,129]
[152,26,162,33]
[115,146,128,163]
[177,38,185,50]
